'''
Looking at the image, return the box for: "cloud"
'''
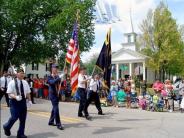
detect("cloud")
[81,0,156,62]
[81,46,101,63]
[168,0,184,2]
[81,42,122,63]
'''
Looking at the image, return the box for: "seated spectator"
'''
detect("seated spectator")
[116,87,126,107]
[117,87,126,102]
[139,96,146,110]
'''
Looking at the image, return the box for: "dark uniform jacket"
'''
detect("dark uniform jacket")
[47,75,60,102]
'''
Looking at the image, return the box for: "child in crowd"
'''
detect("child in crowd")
[152,93,159,111]
[139,96,147,110]
[125,81,131,108]
[116,87,126,107]
[110,80,118,107]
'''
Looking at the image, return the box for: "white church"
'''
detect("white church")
[111,32,155,83]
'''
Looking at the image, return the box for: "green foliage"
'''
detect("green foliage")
[140,2,184,77]
[179,25,184,41]
[83,54,101,75]
[133,75,141,88]
[0,0,95,71]
[147,88,155,96]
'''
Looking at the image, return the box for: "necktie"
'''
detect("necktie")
[83,76,87,88]
[5,77,7,88]
[20,80,25,99]
[97,81,99,91]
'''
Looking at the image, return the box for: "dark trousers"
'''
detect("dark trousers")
[30,88,35,103]
[49,100,61,126]
[78,88,88,116]
[142,91,146,97]
[3,99,27,136]
[0,89,10,107]
[84,90,102,115]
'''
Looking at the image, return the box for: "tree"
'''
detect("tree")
[83,54,101,75]
[0,0,95,72]
[140,2,184,80]
[179,24,184,41]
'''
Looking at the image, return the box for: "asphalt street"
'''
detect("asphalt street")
[1,98,184,138]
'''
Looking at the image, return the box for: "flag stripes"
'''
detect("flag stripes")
[70,23,79,94]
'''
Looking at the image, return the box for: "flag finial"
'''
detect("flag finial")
[76,9,80,22]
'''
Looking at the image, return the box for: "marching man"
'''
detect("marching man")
[47,64,64,130]
[0,71,12,107]
[84,74,104,116]
[77,67,92,120]
[3,68,32,138]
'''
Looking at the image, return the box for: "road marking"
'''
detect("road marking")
[28,112,78,123]
[28,110,81,121]
[1,104,81,123]
[28,110,81,123]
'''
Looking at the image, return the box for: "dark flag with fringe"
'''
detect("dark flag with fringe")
[96,28,111,89]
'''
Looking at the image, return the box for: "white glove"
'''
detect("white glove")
[15,95,22,101]
[59,74,64,81]
[27,101,32,108]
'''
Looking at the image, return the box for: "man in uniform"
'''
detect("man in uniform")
[0,71,12,107]
[3,68,32,138]
[47,64,64,130]
[77,67,91,120]
[84,74,104,116]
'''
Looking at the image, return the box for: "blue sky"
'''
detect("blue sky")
[81,0,184,62]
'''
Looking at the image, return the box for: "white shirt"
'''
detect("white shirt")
[179,83,184,95]
[0,76,12,88]
[78,74,87,88]
[131,83,135,93]
[28,81,33,88]
[7,78,31,99]
[89,79,97,92]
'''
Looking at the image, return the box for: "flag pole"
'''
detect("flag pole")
[9,61,15,76]
[69,9,80,75]
[58,60,67,95]
[91,65,96,76]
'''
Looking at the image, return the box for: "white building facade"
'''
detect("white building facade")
[112,32,155,83]
[25,62,51,78]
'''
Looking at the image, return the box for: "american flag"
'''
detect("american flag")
[66,39,75,64]
[70,22,79,94]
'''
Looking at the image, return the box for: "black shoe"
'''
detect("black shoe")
[85,116,92,121]
[98,112,105,115]
[17,134,27,138]
[48,122,56,126]
[57,125,64,130]
[3,125,11,136]
[32,102,36,104]
[78,114,85,118]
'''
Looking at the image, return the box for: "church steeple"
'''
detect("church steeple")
[130,6,134,33]
[122,4,137,51]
